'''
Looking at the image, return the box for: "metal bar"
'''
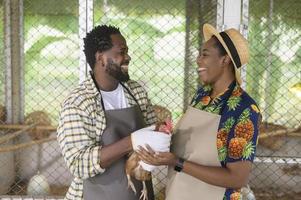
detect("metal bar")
[102,0,110,23]
[216,0,224,31]
[19,0,24,123]
[78,0,87,82]
[198,0,204,48]
[217,0,250,88]
[79,0,94,83]
[240,0,249,89]
[223,0,241,30]
[5,0,24,124]
[183,0,193,111]
[241,0,249,38]
[87,0,94,33]
[4,0,12,123]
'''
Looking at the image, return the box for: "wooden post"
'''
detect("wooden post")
[183,0,193,111]
[5,0,24,124]
[3,0,24,193]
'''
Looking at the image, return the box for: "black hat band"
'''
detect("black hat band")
[220,32,241,68]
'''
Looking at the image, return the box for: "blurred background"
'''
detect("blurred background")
[0,0,300,199]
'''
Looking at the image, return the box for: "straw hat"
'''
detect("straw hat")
[203,23,249,85]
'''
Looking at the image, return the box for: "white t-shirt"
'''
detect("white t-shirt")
[100,83,129,110]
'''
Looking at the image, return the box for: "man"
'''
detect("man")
[57,25,170,200]
[138,24,261,200]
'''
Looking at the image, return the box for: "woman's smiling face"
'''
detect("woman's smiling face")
[196,37,226,85]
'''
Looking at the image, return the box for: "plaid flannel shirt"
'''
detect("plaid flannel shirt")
[57,78,156,200]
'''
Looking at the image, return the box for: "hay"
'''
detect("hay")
[259,135,285,150]
[50,185,69,196]
[0,104,6,122]
[253,188,301,200]
[282,164,301,176]
[258,122,301,150]
[259,122,286,150]
[0,137,56,153]
[0,124,37,145]
[24,111,52,140]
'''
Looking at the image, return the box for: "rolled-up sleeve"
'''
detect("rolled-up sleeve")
[226,106,261,163]
[57,104,105,179]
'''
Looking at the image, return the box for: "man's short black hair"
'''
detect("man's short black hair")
[83,25,121,69]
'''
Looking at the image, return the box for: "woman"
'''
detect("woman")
[137,24,261,200]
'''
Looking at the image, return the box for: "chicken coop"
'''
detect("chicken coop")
[0,0,300,199]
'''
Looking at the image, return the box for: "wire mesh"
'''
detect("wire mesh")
[0,1,4,106]
[247,1,301,199]
[0,0,300,199]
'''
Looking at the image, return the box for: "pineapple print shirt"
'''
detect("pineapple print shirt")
[191,81,261,200]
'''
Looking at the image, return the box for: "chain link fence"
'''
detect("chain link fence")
[247,1,301,199]
[0,0,300,199]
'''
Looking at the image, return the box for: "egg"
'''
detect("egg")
[27,173,50,196]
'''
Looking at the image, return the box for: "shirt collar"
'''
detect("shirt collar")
[213,81,237,106]
[86,77,100,97]
[192,81,237,107]
[86,75,131,99]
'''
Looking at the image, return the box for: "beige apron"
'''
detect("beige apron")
[165,106,226,200]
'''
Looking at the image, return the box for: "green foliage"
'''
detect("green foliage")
[24,0,78,15]
[246,0,299,125]
[95,0,185,15]
[25,36,67,62]
[250,0,301,29]
[25,15,78,36]
[97,17,164,38]
[1,0,299,125]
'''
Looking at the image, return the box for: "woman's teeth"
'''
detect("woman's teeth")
[198,68,206,72]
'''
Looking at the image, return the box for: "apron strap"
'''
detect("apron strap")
[90,71,142,113]
[119,81,142,113]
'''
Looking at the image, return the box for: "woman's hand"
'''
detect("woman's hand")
[136,144,177,167]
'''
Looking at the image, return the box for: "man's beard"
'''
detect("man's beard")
[105,58,130,82]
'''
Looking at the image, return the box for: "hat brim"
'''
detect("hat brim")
[203,24,242,85]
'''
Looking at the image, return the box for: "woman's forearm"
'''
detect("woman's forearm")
[136,147,252,189]
[182,160,251,189]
